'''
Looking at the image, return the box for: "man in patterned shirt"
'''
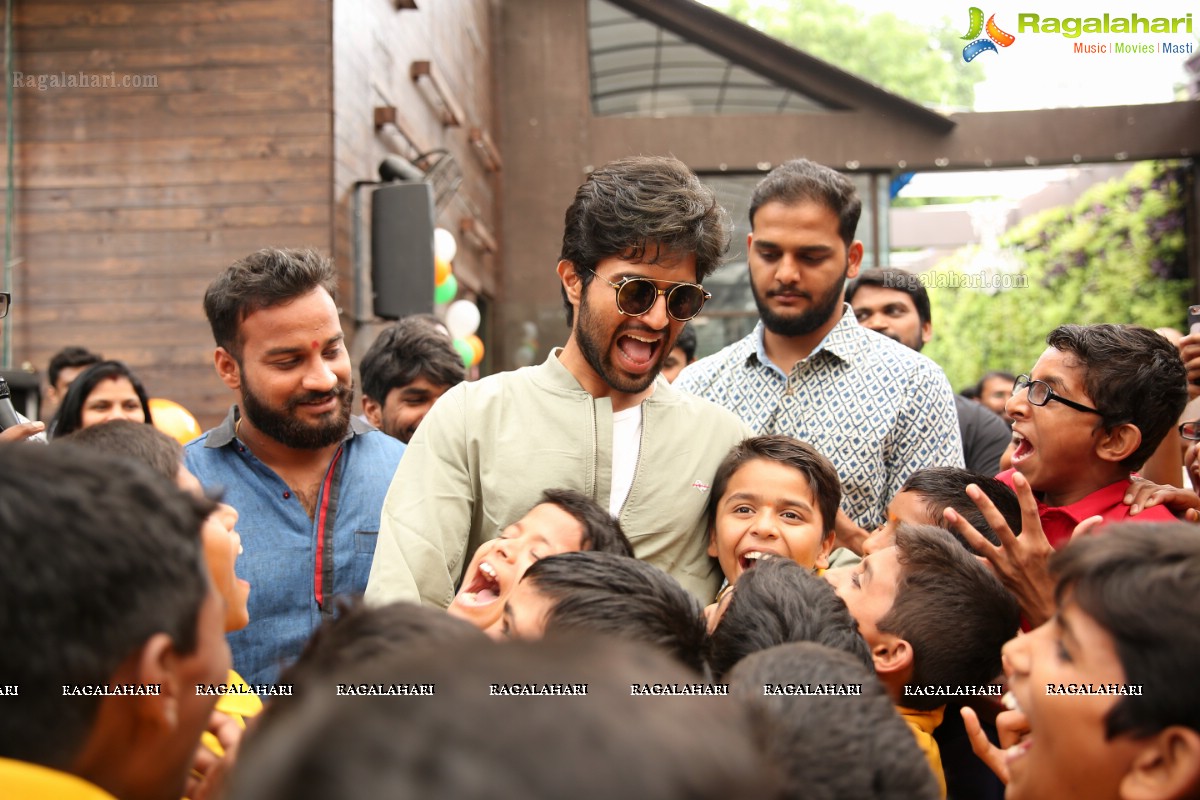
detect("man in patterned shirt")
[676,159,963,555]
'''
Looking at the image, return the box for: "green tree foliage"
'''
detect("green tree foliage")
[924,162,1192,391]
[704,0,983,110]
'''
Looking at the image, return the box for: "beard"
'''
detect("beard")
[752,263,849,337]
[240,374,353,450]
[575,289,666,395]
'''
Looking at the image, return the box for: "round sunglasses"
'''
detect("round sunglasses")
[586,269,712,322]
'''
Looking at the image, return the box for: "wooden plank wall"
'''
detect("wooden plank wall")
[331,0,499,371]
[0,0,334,428]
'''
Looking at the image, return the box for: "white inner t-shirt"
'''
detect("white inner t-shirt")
[609,404,644,516]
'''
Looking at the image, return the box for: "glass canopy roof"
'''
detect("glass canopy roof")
[588,0,830,117]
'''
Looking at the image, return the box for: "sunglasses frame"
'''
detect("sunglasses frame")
[585,269,712,322]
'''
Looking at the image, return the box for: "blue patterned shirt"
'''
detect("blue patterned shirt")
[675,305,963,529]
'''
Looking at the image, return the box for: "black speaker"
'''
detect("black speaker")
[371,182,435,320]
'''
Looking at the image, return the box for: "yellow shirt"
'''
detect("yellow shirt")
[898,704,947,799]
[0,757,117,800]
[200,669,264,756]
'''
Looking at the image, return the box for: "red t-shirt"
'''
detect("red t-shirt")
[995,469,1178,549]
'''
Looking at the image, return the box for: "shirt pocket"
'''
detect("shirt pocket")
[351,530,379,592]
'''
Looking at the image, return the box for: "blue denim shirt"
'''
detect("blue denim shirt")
[184,407,405,686]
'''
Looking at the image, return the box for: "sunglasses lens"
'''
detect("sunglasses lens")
[1183,422,1200,440]
[667,285,706,320]
[616,279,658,316]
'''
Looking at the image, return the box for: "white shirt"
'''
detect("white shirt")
[609,404,644,516]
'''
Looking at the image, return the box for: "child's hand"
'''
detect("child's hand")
[186,710,244,800]
[944,472,1061,628]
[962,699,1030,786]
[1123,474,1200,518]
[1179,332,1200,401]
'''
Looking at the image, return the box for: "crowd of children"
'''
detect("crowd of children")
[4,155,1200,800]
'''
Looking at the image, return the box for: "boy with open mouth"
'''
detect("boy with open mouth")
[447,489,631,636]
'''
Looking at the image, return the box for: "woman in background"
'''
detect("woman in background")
[50,360,153,438]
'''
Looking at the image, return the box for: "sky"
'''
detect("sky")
[702,0,1197,112]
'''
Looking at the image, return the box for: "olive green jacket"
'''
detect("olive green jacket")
[365,351,752,608]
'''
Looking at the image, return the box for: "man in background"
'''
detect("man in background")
[360,315,465,443]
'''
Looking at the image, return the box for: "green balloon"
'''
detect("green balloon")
[434,274,458,305]
[452,337,473,368]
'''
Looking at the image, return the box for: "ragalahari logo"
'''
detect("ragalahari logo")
[961,7,1016,61]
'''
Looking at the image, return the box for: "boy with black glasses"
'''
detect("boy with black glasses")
[946,323,1187,627]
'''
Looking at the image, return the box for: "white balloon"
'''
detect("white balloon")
[433,227,458,263]
[444,300,481,339]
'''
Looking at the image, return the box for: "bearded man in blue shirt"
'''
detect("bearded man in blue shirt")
[186,248,405,686]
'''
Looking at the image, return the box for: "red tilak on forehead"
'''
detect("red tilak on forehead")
[312,340,320,349]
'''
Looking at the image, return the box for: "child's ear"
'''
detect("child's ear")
[816,531,836,570]
[871,634,913,682]
[1096,422,1142,465]
[1120,725,1200,800]
[130,632,181,732]
[706,524,719,559]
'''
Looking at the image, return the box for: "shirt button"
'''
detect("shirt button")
[283,491,291,499]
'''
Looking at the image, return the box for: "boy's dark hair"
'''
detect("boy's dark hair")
[959,385,980,400]
[204,248,338,358]
[0,444,211,767]
[559,156,730,326]
[845,267,931,326]
[58,418,183,483]
[708,435,841,538]
[47,345,102,388]
[674,322,698,361]
[1045,324,1187,471]
[730,642,940,800]
[708,558,872,681]
[522,552,707,674]
[899,467,1022,550]
[360,316,466,404]
[229,637,779,800]
[539,488,633,557]
[1051,522,1200,739]
[748,159,861,247]
[270,600,486,721]
[879,524,1020,711]
[50,360,154,439]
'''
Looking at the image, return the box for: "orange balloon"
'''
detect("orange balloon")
[148,397,202,444]
[466,334,485,366]
[435,257,452,286]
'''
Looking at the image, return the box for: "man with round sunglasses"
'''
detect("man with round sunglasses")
[367,156,752,610]
[676,159,963,557]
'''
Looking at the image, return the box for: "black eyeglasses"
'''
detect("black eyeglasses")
[1012,374,1103,416]
[0,292,9,319]
[587,269,711,322]
[1180,421,1200,441]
